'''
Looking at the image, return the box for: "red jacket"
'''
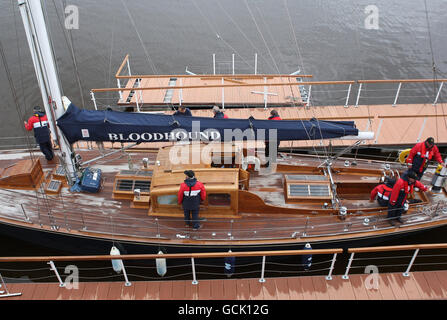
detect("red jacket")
[370,184,393,201]
[214,111,229,119]
[268,116,282,120]
[178,178,206,210]
[389,177,427,207]
[406,142,444,173]
[24,112,51,143]
[24,113,49,131]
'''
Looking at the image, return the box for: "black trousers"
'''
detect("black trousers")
[387,204,404,220]
[183,208,200,228]
[39,141,54,160]
[377,198,389,207]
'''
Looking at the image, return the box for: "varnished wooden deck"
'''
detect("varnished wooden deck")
[1,147,445,248]
[3,270,447,300]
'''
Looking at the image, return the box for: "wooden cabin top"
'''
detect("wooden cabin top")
[150,143,241,194]
[153,143,243,171]
[150,168,239,195]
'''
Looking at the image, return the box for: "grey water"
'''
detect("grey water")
[0,0,447,282]
[1,0,447,143]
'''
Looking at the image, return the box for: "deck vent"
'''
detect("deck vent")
[288,184,331,197]
[47,180,61,192]
[116,179,134,191]
[116,179,151,192]
[53,166,66,178]
[134,180,151,192]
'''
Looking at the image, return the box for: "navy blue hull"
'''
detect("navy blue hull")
[0,219,442,256]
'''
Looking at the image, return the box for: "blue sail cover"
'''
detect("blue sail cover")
[57,103,358,144]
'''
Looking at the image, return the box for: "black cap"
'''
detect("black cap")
[184,170,195,178]
[33,106,42,112]
[426,137,435,145]
[407,170,418,180]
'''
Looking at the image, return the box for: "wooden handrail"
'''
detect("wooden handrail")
[2,243,447,263]
[116,74,314,80]
[0,248,343,263]
[358,79,447,84]
[115,54,130,78]
[91,80,355,93]
[348,243,447,253]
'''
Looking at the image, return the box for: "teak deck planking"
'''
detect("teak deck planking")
[3,270,447,300]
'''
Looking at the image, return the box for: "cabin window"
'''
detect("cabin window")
[208,193,231,206]
[157,194,178,205]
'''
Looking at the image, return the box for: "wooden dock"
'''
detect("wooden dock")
[2,270,447,300]
[182,103,447,148]
[88,55,447,150]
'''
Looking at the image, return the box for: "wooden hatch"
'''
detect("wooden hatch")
[0,159,43,190]
[284,173,332,203]
[112,168,153,200]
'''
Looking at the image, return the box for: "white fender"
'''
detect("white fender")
[156,250,167,277]
[110,246,123,273]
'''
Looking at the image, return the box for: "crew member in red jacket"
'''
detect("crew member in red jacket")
[178,170,206,230]
[406,137,445,180]
[24,106,54,161]
[265,110,282,163]
[212,106,229,119]
[370,178,395,207]
[387,170,428,225]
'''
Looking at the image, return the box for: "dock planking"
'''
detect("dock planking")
[3,270,447,300]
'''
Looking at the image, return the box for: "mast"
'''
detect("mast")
[18,0,76,183]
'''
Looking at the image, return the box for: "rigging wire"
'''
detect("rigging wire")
[120,0,159,77]
[283,0,306,76]
[51,0,86,109]
[192,0,254,73]
[281,4,332,161]
[0,36,35,162]
[107,14,116,104]
[120,0,183,114]
[9,0,36,160]
[353,4,373,140]
[214,0,273,73]
[242,0,330,161]
[243,0,280,74]
[423,0,447,139]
